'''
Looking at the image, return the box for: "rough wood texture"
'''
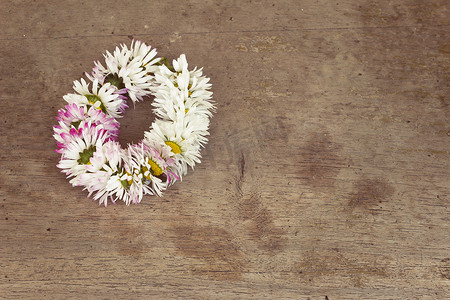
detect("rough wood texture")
[1,0,449,299]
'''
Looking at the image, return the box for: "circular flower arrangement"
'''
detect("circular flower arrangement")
[53,40,214,206]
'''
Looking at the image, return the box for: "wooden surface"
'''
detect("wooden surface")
[1,0,449,299]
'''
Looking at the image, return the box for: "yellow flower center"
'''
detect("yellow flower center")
[141,159,163,180]
[141,166,150,180]
[165,141,182,154]
[148,159,163,176]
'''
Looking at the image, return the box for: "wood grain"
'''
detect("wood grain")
[1,0,449,299]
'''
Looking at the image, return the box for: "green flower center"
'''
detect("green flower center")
[85,94,107,114]
[105,73,125,90]
[77,145,96,165]
[71,120,81,128]
[120,179,129,189]
[120,171,133,190]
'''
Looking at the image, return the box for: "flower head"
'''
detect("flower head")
[57,122,110,179]
[63,78,127,118]
[75,140,125,206]
[54,103,120,143]
[86,40,161,103]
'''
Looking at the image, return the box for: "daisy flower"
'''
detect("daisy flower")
[76,140,125,206]
[144,120,203,176]
[153,54,208,90]
[102,170,132,206]
[63,78,127,118]
[57,122,110,180]
[54,103,120,141]
[126,143,169,200]
[149,88,212,144]
[150,54,215,124]
[86,40,161,103]
[143,139,181,185]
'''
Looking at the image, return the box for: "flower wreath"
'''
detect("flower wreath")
[53,40,214,206]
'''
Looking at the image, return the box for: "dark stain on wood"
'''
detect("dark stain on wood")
[232,150,286,254]
[295,249,388,285]
[352,4,449,116]
[438,258,450,280]
[238,193,287,254]
[348,178,395,211]
[172,223,245,281]
[299,132,344,189]
[263,115,291,144]
[238,151,245,181]
[438,42,450,54]
[236,151,245,195]
[357,2,403,24]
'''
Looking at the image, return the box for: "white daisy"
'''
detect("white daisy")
[151,79,214,120]
[86,40,160,103]
[151,87,186,121]
[79,170,111,205]
[144,120,203,176]
[127,143,167,199]
[103,170,132,206]
[150,54,214,124]
[143,139,180,184]
[63,78,126,118]
[149,88,212,145]
[57,123,110,180]
[154,54,208,88]
[76,140,125,206]
[128,40,161,74]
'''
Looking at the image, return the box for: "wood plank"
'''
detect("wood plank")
[1,0,449,298]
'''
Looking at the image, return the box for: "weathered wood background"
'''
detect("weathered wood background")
[1,0,449,299]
